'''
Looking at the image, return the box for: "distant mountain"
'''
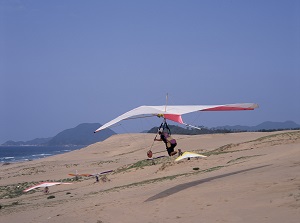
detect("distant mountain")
[215,121,300,132]
[147,125,232,135]
[2,138,53,146]
[47,123,115,146]
[147,121,300,135]
[3,121,299,146]
[2,123,115,146]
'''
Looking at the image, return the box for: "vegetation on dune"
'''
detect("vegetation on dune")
[0,182,34,199]
[253,130,300,142]
[91,165,224,195]
[91,160,115,166]
[90,130,298,194]
[0,177,76,199]
[1,130,298,208]
[227,155,263,164]
[201,130,300,156]
[0,201,22,210]
[114,156,169,173]
[47,195,55,199]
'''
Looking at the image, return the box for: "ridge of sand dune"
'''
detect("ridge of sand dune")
[1,130,300,223]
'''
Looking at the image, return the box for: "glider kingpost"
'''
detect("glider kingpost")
[94,103,259,133]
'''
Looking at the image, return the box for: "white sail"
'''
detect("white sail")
[23,182,72,192]
[95,103,259,132]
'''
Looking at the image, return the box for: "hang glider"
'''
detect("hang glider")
[68,173,91,177]
[68,170,113,177]
[94,103,259,132]
[88,170,113,176]
[23,182,72,192]
[175,151,207,162]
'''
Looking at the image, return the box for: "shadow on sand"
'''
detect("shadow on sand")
[145,165,271,202]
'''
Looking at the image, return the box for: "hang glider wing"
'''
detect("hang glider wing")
[175,151,207,162]
[68,170,113,177]
[69,173,91,177]
[23,182,72,192]
[88,170,113,176]
[94,103,259,133]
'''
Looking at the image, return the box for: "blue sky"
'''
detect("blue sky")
[1,0,299,143]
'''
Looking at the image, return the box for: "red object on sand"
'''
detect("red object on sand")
[147,150,153,158]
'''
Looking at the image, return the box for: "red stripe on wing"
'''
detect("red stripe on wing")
[202,106,255,111]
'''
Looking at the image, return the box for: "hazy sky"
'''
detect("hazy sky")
[1,0,299,143]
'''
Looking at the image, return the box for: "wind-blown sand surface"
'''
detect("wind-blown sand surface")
[1,130,300,223]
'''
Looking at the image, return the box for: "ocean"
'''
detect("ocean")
[0,145,83,163]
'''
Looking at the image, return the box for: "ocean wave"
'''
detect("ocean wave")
[0,157,16,163]
[32,154,52,157]
[0,145,82,162]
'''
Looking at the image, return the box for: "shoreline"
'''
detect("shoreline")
[0,145,84,164]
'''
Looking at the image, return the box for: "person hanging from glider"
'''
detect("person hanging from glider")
[153,120,183,157]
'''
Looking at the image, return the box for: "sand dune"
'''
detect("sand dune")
[1,130,300,223]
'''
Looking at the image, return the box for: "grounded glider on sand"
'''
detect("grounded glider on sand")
[175,151,207,162]
[94,103,259,132]
[68,170,113,177]
[23,182,72,192]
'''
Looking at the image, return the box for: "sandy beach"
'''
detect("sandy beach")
[1,130,299,223]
